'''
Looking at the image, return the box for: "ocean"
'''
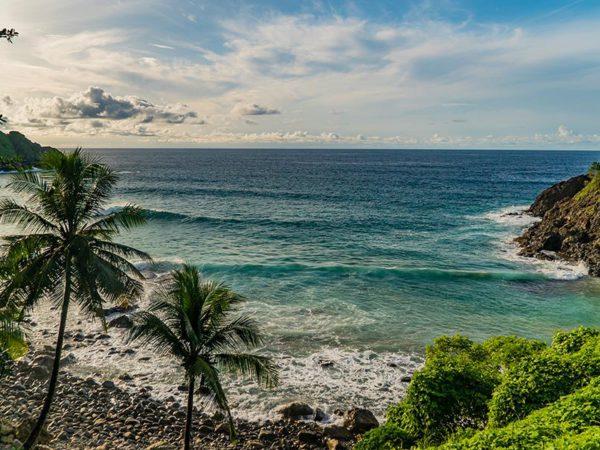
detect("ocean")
[3,148,600,419]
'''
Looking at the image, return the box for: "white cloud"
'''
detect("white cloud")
[2,6,600,147]
[231,103,280,116]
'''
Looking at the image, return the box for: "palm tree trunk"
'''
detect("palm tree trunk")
[24,265,72,450]
[184,373,195,450]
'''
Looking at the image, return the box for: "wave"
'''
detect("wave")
[191,262,547,282]
[472,205,539,228]
[479,205,588,281]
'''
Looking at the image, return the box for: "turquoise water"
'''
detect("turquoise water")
[3,148,600,416]
[94,148,600,355]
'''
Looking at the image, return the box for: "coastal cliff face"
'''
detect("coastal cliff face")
[517,170,600,276]
[0,130,55,168]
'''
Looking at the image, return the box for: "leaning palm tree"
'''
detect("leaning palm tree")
[0,148,150,449]
[128,265,278,450]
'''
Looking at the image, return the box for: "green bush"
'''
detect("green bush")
[552,326,600,354]
[437,378,600,449]
[487,353,583,427]
[588,162,600,177]
[359,327,600,449]
[488,328,600,427]
[482,335,545,368]
[355,422,415,450]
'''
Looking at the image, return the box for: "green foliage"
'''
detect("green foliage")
[0,131,55,165]
[361,327,600,449]
[552,326,600,354]
[487,353,583,427]
[588,161,600,177]
[482,335,546,368]
[437,378,600,449]
[488,329,600,427]
[355,422,415,450]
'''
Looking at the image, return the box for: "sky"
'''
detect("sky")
[1,0,600,149]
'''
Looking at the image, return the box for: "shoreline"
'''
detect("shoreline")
[1,345,363,449]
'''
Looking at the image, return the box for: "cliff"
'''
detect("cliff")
[516,167,600,276]
[0,130,56,169]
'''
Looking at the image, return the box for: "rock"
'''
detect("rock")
[298,431,322,446]
[527,174,589,217]
[215,422,230,435]
[32,355,54,371]
[60,353,77,366]
[258,428,276,442]
[101,380,116,390]
[327,438,346,450]
[28,365,50,381]
[119,373,133,381]
[104,305,138,316]
[274,402,314,420]
[108,315,134,329]
[314,407,327,422]
[400,375,412,383]
[323,424,352,441]
[343,408,379,434]
[517,170,600,276]
[145,441,174,450]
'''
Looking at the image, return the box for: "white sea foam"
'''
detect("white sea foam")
[479,205,588,281]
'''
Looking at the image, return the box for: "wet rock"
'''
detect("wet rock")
[323,424,352,441]
[274,402,314,420]
[108,315,134,329]
[343,408,379,434]
[298,430,322,446]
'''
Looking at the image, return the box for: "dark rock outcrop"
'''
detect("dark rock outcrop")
[517,172,600,275]
[526,174,590,217]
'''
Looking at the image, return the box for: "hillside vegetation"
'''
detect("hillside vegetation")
[355,327,600,449]
[0,130,56,170]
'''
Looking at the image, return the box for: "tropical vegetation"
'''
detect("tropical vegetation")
[355,327,600,449]
[0,148,150,449]
[128,264,278,450]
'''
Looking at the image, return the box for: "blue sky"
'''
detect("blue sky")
[2,0,600,148]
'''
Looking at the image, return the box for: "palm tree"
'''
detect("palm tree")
[0,148,151,449]
[128,265,278,450]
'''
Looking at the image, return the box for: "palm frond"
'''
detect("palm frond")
[214,353,279,388]
[128,311,189,360]
[0,199,58,233]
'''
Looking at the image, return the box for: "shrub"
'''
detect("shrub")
[482,335,545,368]
[588,162,600,177]
[437,378,600,449]
[488,328,600,427]
[552,326,600,354]
[487,353,582,427]
[355,422,415,450]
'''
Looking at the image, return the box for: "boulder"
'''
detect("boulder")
[108,315,134,329]
[274,402,314,420]
[298,430,322,446]
[343,408,379,434]
[527,174,589,217]
[32,355,54,371]
[323,424,352,441]
[28,365,50,381]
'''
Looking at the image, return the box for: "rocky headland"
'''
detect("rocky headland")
[516,166,600,275]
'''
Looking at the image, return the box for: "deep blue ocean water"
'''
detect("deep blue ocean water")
[94,148,600,354]
[6,148,599,416]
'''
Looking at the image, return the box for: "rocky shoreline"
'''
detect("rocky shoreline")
[516,170,600,276]
[0,352,363,449]
[0,343,384,449]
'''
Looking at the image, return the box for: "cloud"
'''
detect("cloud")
[19,87,200,124]
[231,103,281,116]
[151,43,175,50]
